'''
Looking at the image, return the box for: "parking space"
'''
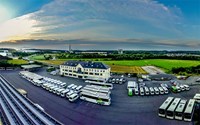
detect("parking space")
[0,69,199,125]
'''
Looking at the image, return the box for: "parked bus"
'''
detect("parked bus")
[193,93,200,103]
[80,90,111,105]
[60,89,70,97]
[154,87,159,95]
[140,87,144,96]
[158,87,164,95]
[184,99,196,121]
[149,87,154,95]
[88,81,113,89]
[68,93,79,102]
[175,99,187,120]
[134,87,139,95]
[83,85,110,94]
[162,87,169,94]
[144,87,149,95]
[158,97,174,117]
[166,98,181,119]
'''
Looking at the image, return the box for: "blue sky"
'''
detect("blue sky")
[0,0,199,50]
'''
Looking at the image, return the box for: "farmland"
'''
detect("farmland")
[35,59,200,73]
[8,59,29,65]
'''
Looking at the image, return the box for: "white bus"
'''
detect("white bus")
[140,87,144,96]
[184,99,196,122]
[80,90,111,105]
[175,99,187,120]
[144,87,149,95]
[67,84,75,89]
[158,87,164,95]
[134,87,139,95]
[88,81,113,89]
[56,88,65,95]
[193,93,200,103]
[83,85,111,94]
[60,89,70,97]
[149,87,154,95]
[166,98,181,119]
[154,87,159,95]
[162,87,169,94]
[158,97,174,117]
[127,81,137,89]
[68,93,79,102]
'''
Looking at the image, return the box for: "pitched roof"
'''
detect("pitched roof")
[62,60,109,69]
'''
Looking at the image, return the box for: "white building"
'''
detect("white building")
[0,50,12,57]
[60,61,110,81]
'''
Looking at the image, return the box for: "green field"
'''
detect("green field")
[8,59,29,65]
[102,59,200,71]
[37,59,200,72]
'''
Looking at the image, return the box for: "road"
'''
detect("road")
[0,69,198,125]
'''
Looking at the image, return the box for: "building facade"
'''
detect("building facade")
[60,61,110,81]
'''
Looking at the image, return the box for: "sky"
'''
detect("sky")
[0,0,199,50]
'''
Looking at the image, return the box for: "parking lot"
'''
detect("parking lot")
[0,69,199,125]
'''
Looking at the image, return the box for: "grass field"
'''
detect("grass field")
[36,59,200,73]
[8,59,29,65]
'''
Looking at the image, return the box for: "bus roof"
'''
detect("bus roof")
[184,99,195,114]
[159,97,174,110]
[175,99,187,112]
[167,98,181,112]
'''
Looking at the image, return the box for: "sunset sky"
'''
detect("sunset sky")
[0,0,199,50]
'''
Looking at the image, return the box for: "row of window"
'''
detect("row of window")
[61,65,106,72]
[63,72,103,76]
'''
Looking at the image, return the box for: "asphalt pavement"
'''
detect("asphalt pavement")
[0,69,199,125]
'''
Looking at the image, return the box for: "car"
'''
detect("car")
[128,88,133,96]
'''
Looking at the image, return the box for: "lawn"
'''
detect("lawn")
[8,59,29,65]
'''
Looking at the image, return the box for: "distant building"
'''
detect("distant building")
[118,49,123,54]
[60,60,110,81]
[19,48,40,53]
[0,50,12,57]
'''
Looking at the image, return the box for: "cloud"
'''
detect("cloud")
[19,0,184,40]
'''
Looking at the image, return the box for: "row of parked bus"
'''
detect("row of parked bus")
[19,71,82,102]
[80,85,111,105]
[158,97,196,121]
[127,81,169,96]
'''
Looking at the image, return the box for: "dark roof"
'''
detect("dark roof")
[62,60,110,69]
